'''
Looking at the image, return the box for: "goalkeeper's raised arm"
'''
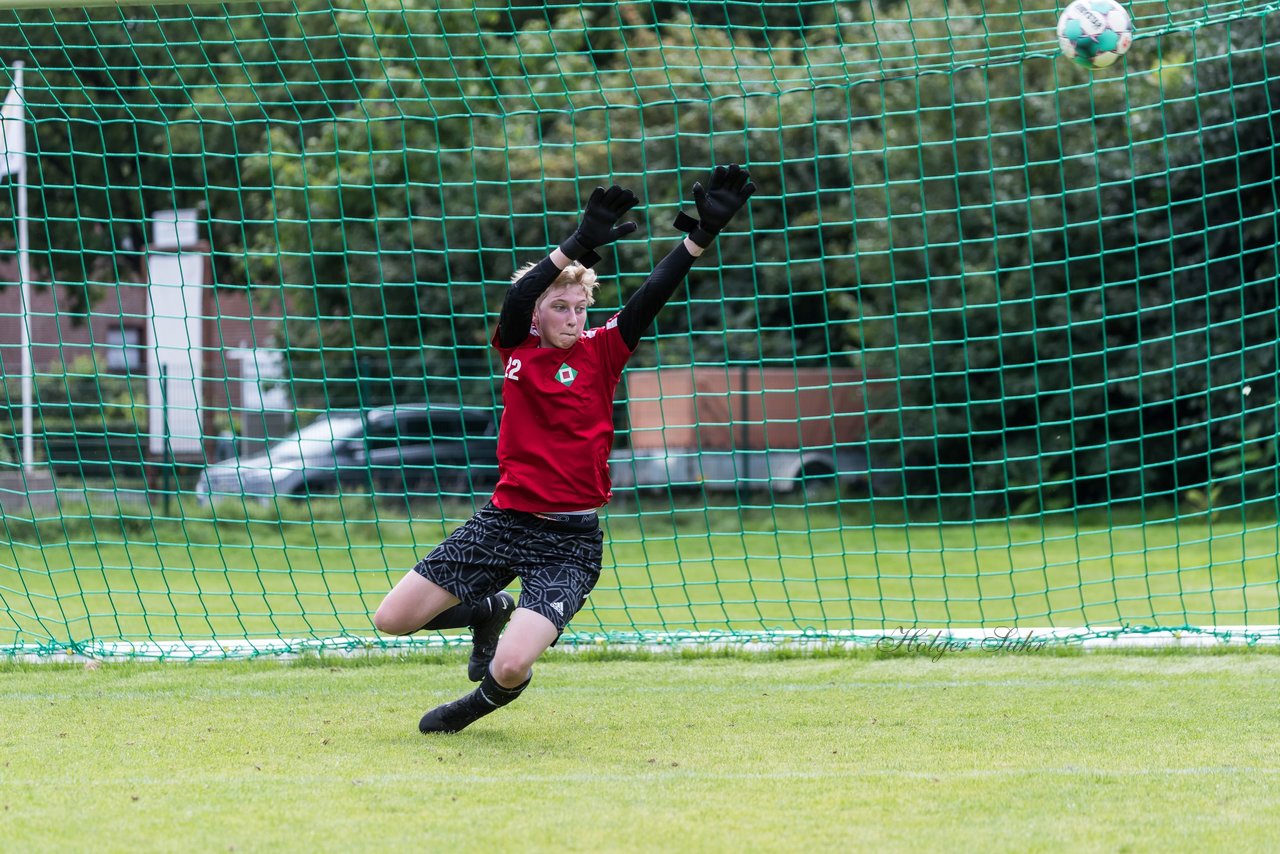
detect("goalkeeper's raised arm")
[496,184,639,349]
[495,164,756,351]
[614,163,757,349]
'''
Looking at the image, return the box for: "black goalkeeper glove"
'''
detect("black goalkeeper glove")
[558,184,640,268]
[673,163,757,248]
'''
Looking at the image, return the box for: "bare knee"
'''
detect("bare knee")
[374,572,459,636]
[486,608,558,686]
[489,651,533,687]
[373,604,414,636]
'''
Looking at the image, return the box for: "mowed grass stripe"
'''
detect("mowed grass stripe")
[7,766,1280,788]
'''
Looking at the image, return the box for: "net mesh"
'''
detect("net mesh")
[1,0,1278,658]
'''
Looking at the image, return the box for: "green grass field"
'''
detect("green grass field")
[4,500,1280,848]
[2,649,1279,851]
[2,502,1279,652]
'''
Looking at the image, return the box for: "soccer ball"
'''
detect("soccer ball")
[1057,0,1133,69]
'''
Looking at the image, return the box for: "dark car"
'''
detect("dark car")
[194,404,499,503]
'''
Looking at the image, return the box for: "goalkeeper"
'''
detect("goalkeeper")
[373,164,756,734]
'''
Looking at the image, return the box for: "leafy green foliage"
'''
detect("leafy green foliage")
[0,354,150,475]
[0,354,146,433]
[0,2,1273,514]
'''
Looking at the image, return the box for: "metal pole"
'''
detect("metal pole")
[160,364,172,514]
[13,62,31,472]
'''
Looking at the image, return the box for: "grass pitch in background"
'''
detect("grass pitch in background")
[2,650,1279,852]
[4,504,1280,652]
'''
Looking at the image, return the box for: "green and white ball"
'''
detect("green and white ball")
[1057,0,1133,69]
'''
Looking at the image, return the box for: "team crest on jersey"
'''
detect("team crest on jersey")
[556,364,578,387]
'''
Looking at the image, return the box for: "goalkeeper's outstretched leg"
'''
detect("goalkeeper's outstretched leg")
[418,608,559,734]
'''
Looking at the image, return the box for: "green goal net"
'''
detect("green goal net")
[1,0,1278,659]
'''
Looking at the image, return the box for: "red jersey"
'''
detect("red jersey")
[489,316,633,512]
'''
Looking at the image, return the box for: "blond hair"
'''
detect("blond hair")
[511,261,599,308]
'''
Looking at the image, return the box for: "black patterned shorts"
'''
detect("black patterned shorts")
[413,502,602,634]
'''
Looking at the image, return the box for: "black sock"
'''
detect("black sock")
[419,603,474,631]
[418,594,503,632]
[477,668,531,709]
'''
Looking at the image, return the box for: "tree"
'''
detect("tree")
[1,0,1274,516]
